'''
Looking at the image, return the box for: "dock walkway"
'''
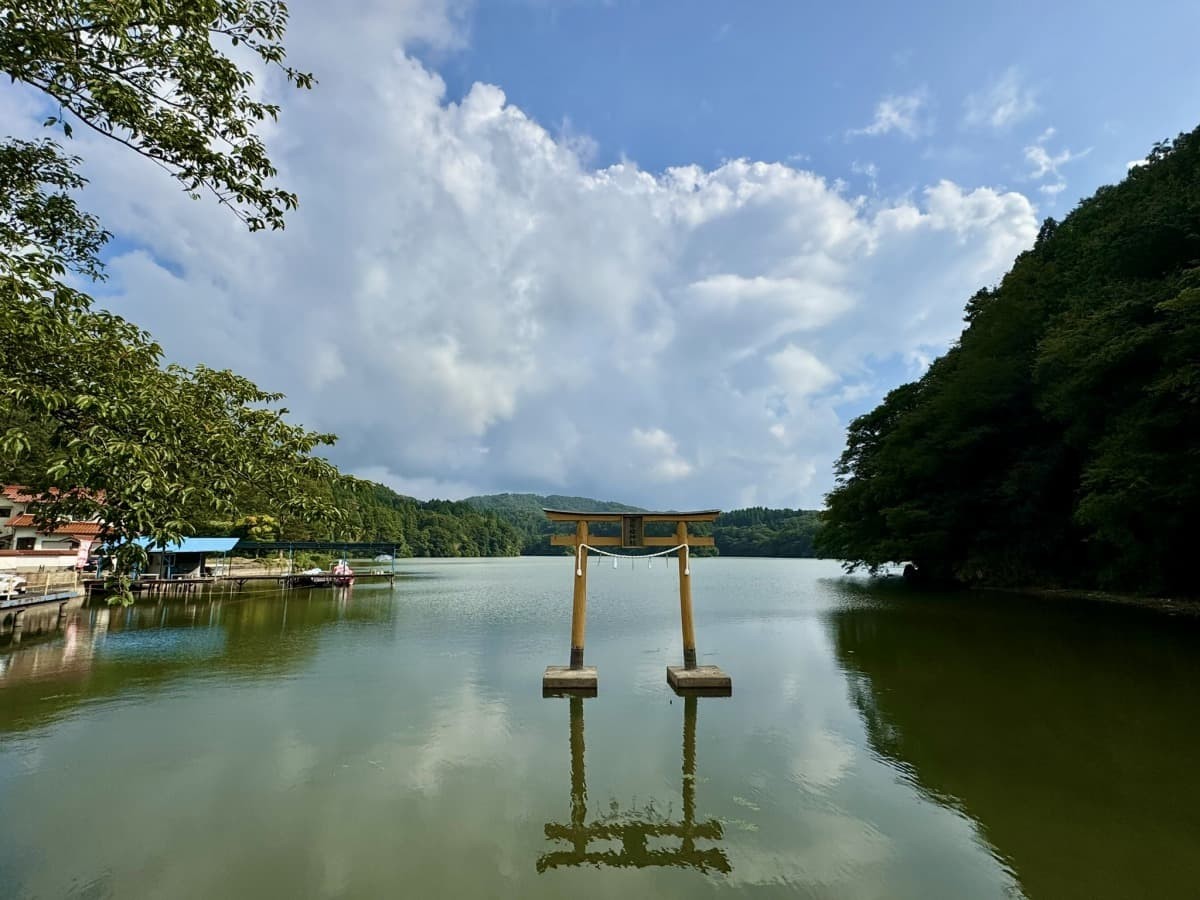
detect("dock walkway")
[83,570,398,597]
[1,589,79,611]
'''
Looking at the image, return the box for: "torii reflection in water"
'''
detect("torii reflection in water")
[537,694,731,874]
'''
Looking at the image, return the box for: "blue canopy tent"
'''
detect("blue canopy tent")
[133,537,240,580]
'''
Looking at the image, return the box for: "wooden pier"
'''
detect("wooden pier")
[83,570,399,598]
[225,572,399,590]
[1,589,79,612]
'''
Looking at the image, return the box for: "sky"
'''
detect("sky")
[4,0,1199,509]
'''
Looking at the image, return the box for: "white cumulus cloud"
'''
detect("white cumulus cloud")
[769,345,838,403]
[0,0,1039,509]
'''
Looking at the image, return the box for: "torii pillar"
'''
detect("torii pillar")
[543,518,598,694]
[541,508,731,695]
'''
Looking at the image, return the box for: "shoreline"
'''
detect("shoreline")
[983,584,1200,617]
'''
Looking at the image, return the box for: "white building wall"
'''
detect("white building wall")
[0,552,78,572]
[0,499,30,548]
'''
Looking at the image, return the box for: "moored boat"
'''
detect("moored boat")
[331,559,355,587]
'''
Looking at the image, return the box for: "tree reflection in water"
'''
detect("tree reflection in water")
[537,694,730,874]
[828,587,1200,900]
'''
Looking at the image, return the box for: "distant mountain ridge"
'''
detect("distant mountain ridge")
[463,492,823,557]
[467,492,646,513]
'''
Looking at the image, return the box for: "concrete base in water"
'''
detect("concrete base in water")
[667,665,732,695]
[543,665,598,696]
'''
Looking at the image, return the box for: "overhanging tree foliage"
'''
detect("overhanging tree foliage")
[1,0,313,230]
[1,0,336,587]
[818,127,1200,594]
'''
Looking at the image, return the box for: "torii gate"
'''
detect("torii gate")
[541,509,732,694]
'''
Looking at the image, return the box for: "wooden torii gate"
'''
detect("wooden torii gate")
[541,508,732,694]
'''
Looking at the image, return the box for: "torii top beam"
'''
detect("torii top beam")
[544,509,719,549]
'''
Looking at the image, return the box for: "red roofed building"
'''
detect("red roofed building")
[1,485,107,552]
[1,485,40,505]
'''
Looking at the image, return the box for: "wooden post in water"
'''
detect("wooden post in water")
[676,521,697,670]
[570,520,589,670]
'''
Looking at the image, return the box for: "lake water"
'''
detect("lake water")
[2,557,1198,898]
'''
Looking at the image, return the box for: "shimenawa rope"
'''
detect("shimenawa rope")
[575,542,689,576]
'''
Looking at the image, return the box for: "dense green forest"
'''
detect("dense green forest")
[321,480,523,557]
[464,493,822,557]
[714,507,823,557]
[463,493,642,554]
[817,127,1200,595]
[200,478,524,558]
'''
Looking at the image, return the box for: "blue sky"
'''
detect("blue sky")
[3,0,1197,508]
[431,0,1198,201]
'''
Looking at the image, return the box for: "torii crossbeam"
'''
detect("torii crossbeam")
[541,508,732,695]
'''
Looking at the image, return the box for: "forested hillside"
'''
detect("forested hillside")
[818,127,1200,594]
[465,493,822,557]
[715,507,822,557]
[223,478,524,557]
[320,480,524,557]
[463,493,643,554]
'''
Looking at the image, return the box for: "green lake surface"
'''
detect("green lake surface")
[2,557,1198,898]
